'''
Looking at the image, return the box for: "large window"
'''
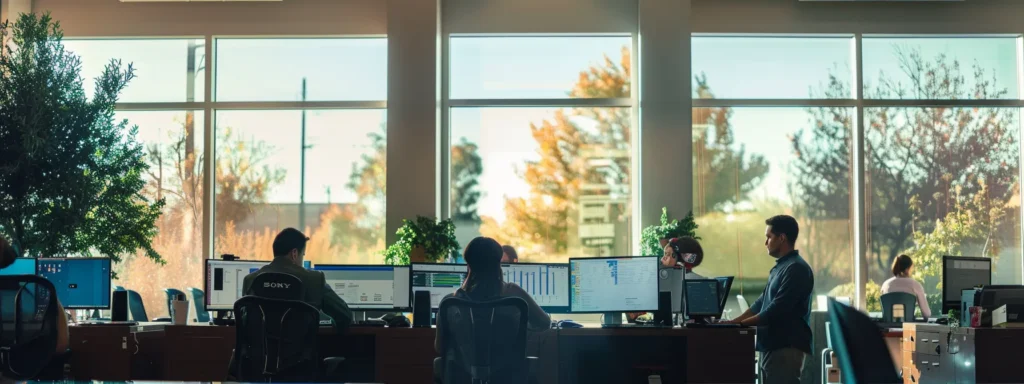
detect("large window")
[63,37,387,318]
[447,36,634,262]
[213,109,387,264]
[694,35,1024,315]
[692,36,857,316]
[65,38,207,318]
[863,37,1023,312]
[213,38,388,267]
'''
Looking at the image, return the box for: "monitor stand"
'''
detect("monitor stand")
[602,312,623,326]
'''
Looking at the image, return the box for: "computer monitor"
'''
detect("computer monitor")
[569,256,659,313]
[942,256,992,313]
[685,279,722,319]
[715,276,735,315]
[313,265,412,310]
[502,263,570,313]
[204,259,269,311]
[0,258,37,276]
[36,258,111,309]
[411,263,468,309]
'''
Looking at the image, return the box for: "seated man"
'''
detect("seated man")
[242,228,353,329]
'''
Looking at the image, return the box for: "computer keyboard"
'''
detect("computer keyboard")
[600,323,672,329]
[686,323,744,329]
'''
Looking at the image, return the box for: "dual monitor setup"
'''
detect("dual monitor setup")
[0,257,112,309]
[204,256,732,323]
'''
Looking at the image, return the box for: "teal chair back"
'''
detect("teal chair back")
[188,287,211,322]
[127,289,149,322]
[880,292,917,322]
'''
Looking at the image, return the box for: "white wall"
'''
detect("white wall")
[32,0,385,37]
[692,0,1024,34]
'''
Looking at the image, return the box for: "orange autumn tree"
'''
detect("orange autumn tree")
[479,48,631,260]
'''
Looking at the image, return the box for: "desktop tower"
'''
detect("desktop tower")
[111,290,128,322]
[654,291,673,326]
[413,290,431,328]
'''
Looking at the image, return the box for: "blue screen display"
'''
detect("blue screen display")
[0,258,37,276]
[37,258,111,309]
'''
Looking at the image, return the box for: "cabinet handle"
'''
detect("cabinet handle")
[932,363,940,367]
[922,361,929,364]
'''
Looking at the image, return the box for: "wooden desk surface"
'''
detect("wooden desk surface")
[70,324,756,383]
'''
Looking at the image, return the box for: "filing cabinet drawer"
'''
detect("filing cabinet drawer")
[915,332,942,355]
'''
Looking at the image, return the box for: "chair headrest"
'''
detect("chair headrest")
[251,272,304,300]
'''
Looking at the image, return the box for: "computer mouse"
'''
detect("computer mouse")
[558,320,583,328]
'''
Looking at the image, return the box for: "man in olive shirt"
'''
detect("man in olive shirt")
[242,228,353,329]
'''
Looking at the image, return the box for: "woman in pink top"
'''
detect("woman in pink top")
[880,254,931,319]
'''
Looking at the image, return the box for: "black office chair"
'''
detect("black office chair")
[231,272,343,382]
[188,287,211,323]
[0,275,60,379]
[827,298,901,384]
[434,296,537,384]
[880,292,917,322]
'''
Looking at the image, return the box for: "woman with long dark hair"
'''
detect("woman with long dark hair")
[434,237,550,352]
[880,254,931,319]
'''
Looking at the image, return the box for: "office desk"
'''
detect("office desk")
[69,324,756,383]
[69,323,166,380]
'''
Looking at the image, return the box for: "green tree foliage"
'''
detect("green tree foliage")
[692,74,770,214]
[791,47,1019,274]
[451,137,483,222]
[903,182,1003,310]
[0,13,163,264]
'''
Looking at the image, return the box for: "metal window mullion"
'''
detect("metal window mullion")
[1017,36,1024,285]
[439,27,452,220]
[447,98,631,108]
[203,35,215,261]
[210,101,387,110]
[691,99,857,108]
[853,33,867,310]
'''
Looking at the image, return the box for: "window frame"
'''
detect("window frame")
[692,33,1024,309]
[441,33,641,257]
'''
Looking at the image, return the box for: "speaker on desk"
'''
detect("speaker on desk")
[413,290,431,328]
[111,290,128,322]
[654,291,672,326]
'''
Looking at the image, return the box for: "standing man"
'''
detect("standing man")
[726,215,813,384]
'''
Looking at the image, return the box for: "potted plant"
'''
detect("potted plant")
[382,216,460,265]
[639,208,700,256]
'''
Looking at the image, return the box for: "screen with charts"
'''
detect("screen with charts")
[37,258,111,309]
[685,279,721,316]
[502,263,570,313]
[569,257,659,313]
[0,258,37,276]
[314,265,411,310]
[205,259,269,310]
[411,263,467,309]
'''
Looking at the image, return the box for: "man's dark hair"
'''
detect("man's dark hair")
[272,228,309,257]
[765,215,799,245]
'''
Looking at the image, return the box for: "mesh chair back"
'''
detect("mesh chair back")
[0,275,60,379]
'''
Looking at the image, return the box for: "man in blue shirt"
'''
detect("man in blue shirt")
[725,215,813,384]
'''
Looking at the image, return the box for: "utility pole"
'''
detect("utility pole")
[299,78,308,230]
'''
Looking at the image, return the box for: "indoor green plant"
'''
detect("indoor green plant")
[382,216,460,265]
[639,208,700,256]
[0,13,163,267]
